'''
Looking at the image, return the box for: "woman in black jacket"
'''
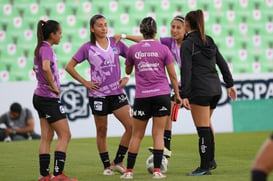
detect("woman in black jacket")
[180,9,237,176]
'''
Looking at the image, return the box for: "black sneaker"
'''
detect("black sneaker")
[210,160,217,170]
[187,167,211,176]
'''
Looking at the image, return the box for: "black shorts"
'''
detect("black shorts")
[133,94,171,120]
[190,95,221,109]
[89,93,129,116]
[32,94,67,123]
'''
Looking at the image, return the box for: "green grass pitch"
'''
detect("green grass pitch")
[0,131,272,181]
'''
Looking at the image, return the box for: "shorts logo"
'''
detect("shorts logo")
[118,94,127,103]
[61,82,90,121]
[59,105,65,114]
[133,110,145,116]
[94,101,103,111]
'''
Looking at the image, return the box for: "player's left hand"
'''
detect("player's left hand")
[119,76,129,88]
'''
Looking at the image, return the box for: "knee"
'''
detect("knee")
[97,126,107,138]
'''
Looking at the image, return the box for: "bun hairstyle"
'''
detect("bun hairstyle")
[89,14,105,45]
[34,20,60,58]
[140,17,157,39]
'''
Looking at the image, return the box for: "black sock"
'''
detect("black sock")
[39,154,50,176]
[100,152,110,169]
[114,145,128,164]
[164,130,171,150]
[153,149,164,169]
[197,127,213,170]
[53,151,66,176]
[208,127,215,162]
[251,170,267,181]
[127,152,137,169]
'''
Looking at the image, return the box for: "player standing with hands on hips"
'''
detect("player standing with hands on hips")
[33,20,77,181]
[180,10,237,176]
[65,14,132,176]
[120,17,182,179]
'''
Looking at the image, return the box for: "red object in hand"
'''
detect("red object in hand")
[171,103,180,122]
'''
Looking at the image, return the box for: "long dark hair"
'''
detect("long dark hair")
[89,14,105,45]
[185,9,206,44]
[140,17,157,39]
[34,20,60,58]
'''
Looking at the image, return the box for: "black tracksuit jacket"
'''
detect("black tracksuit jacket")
[180,31,234,99]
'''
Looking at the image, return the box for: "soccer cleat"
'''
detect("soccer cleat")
[148,147,172,158]
[187,167,211,176]
[209,160,217,170]
[152,171,166,179]
[50,174,78,181]
[103,167,114,176]
[110,161,126,174]
[38,175,51,181]
[120,170,133,179]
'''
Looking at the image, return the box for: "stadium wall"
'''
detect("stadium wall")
[0,73,272,138]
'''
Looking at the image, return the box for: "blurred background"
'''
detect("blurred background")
[0,0,272,82]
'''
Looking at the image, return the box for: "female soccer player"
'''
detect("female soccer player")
[114,15,185,159]
[180,9,237,176]
[251,133,273,181]
[65,14,132,176]
[33,20,77,181]
[120,16,182,179]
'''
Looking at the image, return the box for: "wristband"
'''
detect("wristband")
[121,34,126,39]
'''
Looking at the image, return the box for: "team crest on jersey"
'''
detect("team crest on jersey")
[112,48,118,54]
[61,82,89,121]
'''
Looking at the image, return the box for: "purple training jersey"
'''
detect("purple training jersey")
[72,37,128,97]
[34,41,61,99]
[160,37,181,86]
[160,37,181,68]
[126,40,175,98]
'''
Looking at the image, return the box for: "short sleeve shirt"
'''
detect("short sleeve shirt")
[72,37,128,97]
[126,40,174,98]
[0,108,33,129]
[34,41,60,98]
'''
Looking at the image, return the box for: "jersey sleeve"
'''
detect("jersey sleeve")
[125,47,134,67]
[40,46,54,62]
[117,40,129,58]
[164,46,175,65]
[72,42,89,63]
[25,108,33,120]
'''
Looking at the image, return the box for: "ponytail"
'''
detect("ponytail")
[34,20,46,58]
[185,9,206,45]
[34,20,60,58]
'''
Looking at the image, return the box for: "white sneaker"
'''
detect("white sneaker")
[4,136,11,142]
[103,167,114,176]
[163,147,172,158]
[148,147,172,158]
[153,171,166,179]
[120,171,133,179]
[110,161,126,174]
